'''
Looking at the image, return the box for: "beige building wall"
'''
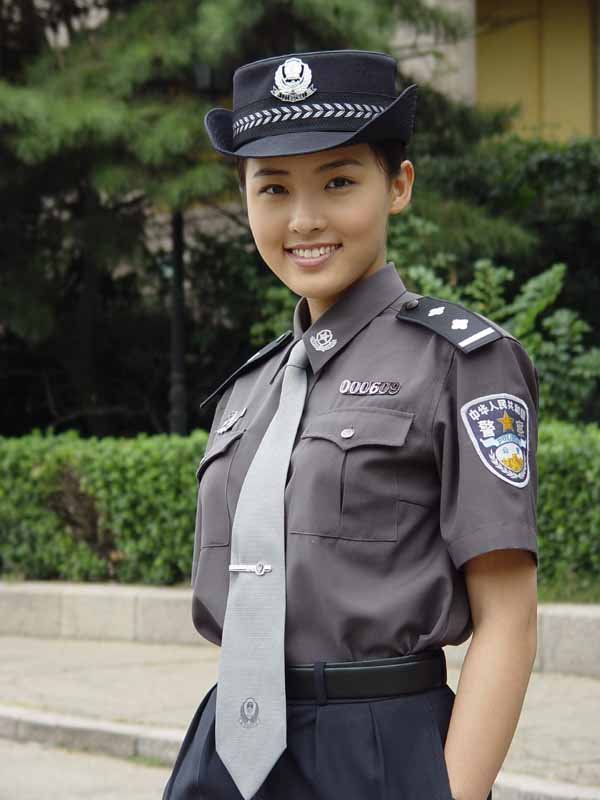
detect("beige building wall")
[392,0,477,105]
[393,0,599,140]
[476,0,598,139]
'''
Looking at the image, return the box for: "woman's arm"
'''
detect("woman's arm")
[445,548,538,800]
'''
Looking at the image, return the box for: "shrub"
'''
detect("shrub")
[1,422,598,586]
[388,218,600,422]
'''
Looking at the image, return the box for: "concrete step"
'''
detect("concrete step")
[1,580,599,678]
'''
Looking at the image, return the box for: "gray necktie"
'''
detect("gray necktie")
[215,337,310,800]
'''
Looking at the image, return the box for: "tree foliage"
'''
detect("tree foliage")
[1,0,597,436]
[0,0,489,435]
[388,215,600,422]
[417,135,600,327]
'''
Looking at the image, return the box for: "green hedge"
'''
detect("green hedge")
[1,422,598,585]
[537,420,600,585]
[0,429,208,584]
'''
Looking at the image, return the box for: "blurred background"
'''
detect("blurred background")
[1,3,599,798]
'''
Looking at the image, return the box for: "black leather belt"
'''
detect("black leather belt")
[285,648,447,703]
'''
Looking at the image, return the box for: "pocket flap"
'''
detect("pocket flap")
[300,408,414,450]
[196,427,246,482]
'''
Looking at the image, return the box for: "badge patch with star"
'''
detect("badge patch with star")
[460,393,530,488]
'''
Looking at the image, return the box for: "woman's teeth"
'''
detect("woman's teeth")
[290,245,339,258]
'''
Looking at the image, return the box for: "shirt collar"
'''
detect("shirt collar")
[270,261,408,382]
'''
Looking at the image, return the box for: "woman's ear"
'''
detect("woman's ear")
[389,160,414,216]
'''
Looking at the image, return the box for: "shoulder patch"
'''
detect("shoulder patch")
[198,329,294,410]
[395,295,512,354]
[461,392,530,487]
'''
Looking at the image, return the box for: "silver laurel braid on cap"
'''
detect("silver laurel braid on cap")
[233,102,387,137]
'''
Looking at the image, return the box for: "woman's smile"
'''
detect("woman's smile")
[285,243,343,269]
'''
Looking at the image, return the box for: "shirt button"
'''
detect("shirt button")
[341,428,355,438]
[403,298,419,310]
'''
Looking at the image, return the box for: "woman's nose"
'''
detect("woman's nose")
[288,213,326,233]
[288,198,326,233]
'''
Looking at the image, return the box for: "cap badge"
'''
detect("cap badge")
[271,57,316,102]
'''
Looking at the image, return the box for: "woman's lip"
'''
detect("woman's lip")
[285,245,342,268]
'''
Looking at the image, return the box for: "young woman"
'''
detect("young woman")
[163,49,539,800]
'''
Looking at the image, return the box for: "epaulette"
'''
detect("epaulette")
[198,329,294,410]
[395,295,515,354]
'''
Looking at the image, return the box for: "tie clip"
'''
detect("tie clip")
[229,561,272,576]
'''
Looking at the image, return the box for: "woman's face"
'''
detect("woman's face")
[244,142,414,323]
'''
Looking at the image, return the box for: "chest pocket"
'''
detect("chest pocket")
[196,427,246,547]
[287,408,414,542]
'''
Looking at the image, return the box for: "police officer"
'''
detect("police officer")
[163,49,539,800]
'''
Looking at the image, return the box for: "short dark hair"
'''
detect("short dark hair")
[234,139,408,193]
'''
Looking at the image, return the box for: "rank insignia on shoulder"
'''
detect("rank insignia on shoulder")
[198,329,294,410]
[461,392,530,488]
[395,295,514,353]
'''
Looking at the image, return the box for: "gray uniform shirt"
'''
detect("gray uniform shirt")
[191,261,539,665]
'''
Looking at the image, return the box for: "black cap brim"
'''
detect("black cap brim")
[204,83,417,158]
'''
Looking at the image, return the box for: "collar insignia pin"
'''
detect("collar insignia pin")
[216,406,247,434]
[310,328,337,352]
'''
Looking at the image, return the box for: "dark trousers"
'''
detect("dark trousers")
[163,678,493,800]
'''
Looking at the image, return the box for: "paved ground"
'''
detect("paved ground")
[1,636,599,798]
[0,738,170,800]
[0,636,218,728]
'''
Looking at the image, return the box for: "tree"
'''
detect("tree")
[1,0,474,435]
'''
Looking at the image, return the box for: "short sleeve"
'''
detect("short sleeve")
[432,336,539,571]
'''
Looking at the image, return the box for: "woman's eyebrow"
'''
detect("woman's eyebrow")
[251,158,364,179]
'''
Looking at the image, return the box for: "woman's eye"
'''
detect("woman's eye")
[258,177,355,195]
[327,177,354,189]
[259,184,285,195]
